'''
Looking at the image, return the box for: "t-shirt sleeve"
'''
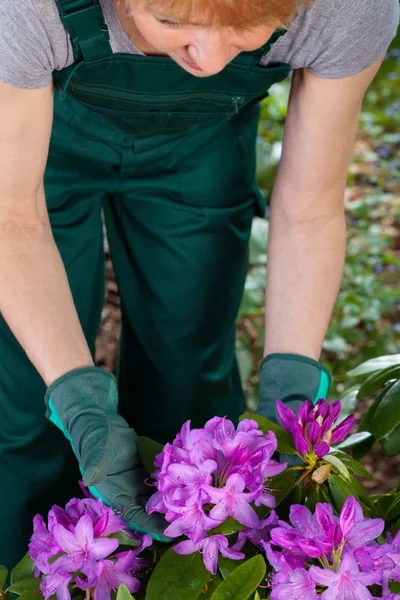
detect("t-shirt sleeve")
[0,0,57,88]
[307,0,399,79]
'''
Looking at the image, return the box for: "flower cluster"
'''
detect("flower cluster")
[267,496,400,599]
[277,399,355,460]
[146,416,286,574]
[29,496,152,600]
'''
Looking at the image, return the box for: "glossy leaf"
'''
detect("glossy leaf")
[329,451,373,480]
[137,436,164,476]
[111,532,142,549]
[385,495,400,523]
[268,469,296,509]
[370,380,400,440]
[209,517,246,537]
[381,421,400,457]
[202,573,224,599]
[210,556,266,600]
[324,455,349,480]
[117,584,136,600]
[332,432,373,451]
[6,578,40,595]
[239,414,296,454]
[219,557,246,580]
[0,566,8,590]
[348,355,400,377]
[357,364,400,400]
[145,546,209,600]
[10,554,35,585]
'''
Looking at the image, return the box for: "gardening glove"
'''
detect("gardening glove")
[44,366,170,541]
[256,353,332,425]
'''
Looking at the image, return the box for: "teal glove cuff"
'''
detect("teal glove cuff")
[257,353,331,423]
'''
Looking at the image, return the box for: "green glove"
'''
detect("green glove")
[44,367,170,542]
[256,353,332,424]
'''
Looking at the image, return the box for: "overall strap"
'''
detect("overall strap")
[251,28,287,64]
[55,0,113,62]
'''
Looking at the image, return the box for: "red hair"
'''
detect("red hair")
[141,0,315,29]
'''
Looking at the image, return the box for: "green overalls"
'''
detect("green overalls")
[0,0,291,569]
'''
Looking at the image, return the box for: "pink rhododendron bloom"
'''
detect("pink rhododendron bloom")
[29,493,151,599]
[232,511,279,552]
[276,399,355,459]
[53,513,119,571]
[270,567,319,600]
[147,416,285,566]
[309,553,381,600]
[174,534,244,575]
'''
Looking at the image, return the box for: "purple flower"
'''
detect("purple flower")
[53,513,119,571]
[163,490,221,542]
[309,553,381,599]
[76,555,140,600]
[276,399,355,461]
[174,534,244,575]
[338,497,384,552]
[204,474,260,528]
[232,511,279,552]
[147,417,285,545]
[29,515,62,576]
[271,567,319,600]
[40,556,73,600]
[270,504,334,559]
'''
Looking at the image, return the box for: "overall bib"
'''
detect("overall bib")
[0,0,291,568]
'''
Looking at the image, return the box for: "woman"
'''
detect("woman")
[0,0,398,569]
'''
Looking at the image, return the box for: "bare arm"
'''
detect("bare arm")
[0,81,93,385]
[264,58,384,359]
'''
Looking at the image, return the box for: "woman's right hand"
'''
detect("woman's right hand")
[45,366,171,542]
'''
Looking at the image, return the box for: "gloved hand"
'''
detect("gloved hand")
[44,366,170,541]
[256,353,331,424]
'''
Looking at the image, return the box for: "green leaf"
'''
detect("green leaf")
[370,380,400,440]
[17,592,44,600]
[268,469,296,509]
[117,583,136,600]
[6,578,40,595]
[305,486,320,513]
[10,554,35,585]
[254,592,261,600]
[358,383,393,434]
[385,495,400,523]
[0,566,8,590]
[332,432,373,451]
[324,455,350,479]
[381,422,400,457]
[339,386,360,418]
[348,354,400,377]
[202,573,224,599]
[239,414,296,454]
[210,556,266,600]
[145,546,209,600]
[111,531,142,549]
[137,436,164,476]
[389,581,400,594]
[329,451,373,480]
[328,473,374,515]
[357,365,400,400]
[209,517,246,536]
[219,557,246,580]
[352,434,376,461]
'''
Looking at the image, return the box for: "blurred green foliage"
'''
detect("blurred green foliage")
[238,31,400,406]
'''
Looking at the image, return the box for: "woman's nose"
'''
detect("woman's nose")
[187,31,239,75]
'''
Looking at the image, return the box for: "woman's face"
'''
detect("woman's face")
[130,0,275,77]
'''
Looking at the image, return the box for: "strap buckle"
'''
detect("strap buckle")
[63,3,110,46]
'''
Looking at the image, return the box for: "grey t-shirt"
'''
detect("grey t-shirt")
[0,0,398,89]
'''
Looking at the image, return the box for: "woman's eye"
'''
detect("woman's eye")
[158,18,180,26]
